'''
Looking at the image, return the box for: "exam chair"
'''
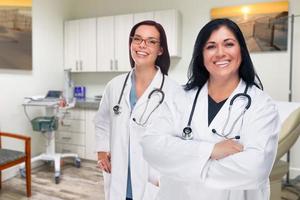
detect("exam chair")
[270,105,300,200]
[0,132,31,197]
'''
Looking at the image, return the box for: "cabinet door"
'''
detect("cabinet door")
[64,109,85,120]
[85,110,97,161]
[154,10,181,57]
[79,18,97,72]
[97,16,115,71]
[57,132,85,146]
[114,14,133,71]
[59,119,85,133]
[133,12,154,24]
[64,20,79,71]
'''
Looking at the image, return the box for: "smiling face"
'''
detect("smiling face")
[203,26,242,83]
[130,25,163,69]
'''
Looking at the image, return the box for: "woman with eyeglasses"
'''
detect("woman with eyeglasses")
[94,20,183,200]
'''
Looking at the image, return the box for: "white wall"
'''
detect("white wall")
[68,0,299,102]
[68,0,300,177]
[0,0,72,180]
[1,0,299,182]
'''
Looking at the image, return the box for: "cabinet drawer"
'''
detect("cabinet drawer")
[59,119,85,132]
[56,132,85,145]
[56,143,85,158]
[63,109,85,120]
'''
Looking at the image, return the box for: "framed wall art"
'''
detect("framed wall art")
[211,1,289,52]
[0,0,32,70]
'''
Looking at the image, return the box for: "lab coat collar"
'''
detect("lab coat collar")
[205,79,248,139]
[124,66,164,111]
[123,69,134,109]
[133,67,164,110]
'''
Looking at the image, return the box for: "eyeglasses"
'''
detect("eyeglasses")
[130,36,160,47]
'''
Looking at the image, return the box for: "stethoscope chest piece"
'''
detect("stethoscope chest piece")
[182,126,193,140]
[113,105,121,115]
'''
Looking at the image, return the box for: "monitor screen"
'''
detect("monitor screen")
[45,90,62,99]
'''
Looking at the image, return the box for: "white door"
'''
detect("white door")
[114,14,133,71]
[97,16,115,71]
[79,18,97,72]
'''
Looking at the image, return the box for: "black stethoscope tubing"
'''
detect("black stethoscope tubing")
[182,87,201,140]
[113,71,165,119]
[182,84,251,140]
[133,77,165,126]
[113,72,131,115]
[211,85,251,139]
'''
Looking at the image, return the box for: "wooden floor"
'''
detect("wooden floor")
[282,186,300,200]
[0,160,104,200]
[1,160,300,200]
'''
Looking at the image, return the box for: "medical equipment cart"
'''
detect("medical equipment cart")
[22,100,81,184]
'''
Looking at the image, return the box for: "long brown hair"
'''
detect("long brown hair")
[129,20,170,75]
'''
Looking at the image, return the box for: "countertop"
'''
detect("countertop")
[74,97,101,110]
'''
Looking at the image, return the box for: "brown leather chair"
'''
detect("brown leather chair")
[0,132,31,197]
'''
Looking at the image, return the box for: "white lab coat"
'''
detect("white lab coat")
[141,80,280,200]
[94,68,183,200]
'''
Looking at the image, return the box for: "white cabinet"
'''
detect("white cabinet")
[64,10,181,72]
[114,14,134,71]
[56,109,97,161]
[85,110,97,160]
[56,109,86,158]
[97,14,133,72]
[154,10,181,57]
[133,12,154,26]
[64,20,78,71]
[64,18,97,72]
[133,10,182,57]
[97,16,114,71]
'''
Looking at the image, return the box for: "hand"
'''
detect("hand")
[210,140,243,160]
[155,180,160,187]
[97,152,111,173]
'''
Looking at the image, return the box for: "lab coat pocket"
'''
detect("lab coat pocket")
[143,182,159,200]
[102,171,111,200]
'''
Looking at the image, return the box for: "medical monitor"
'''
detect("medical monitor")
[45,90,62,99]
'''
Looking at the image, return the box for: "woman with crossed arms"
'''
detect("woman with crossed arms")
[141,18,279,200]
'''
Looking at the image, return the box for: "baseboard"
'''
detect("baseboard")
[1,160,44,182]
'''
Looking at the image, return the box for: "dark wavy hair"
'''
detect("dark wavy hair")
[129,20,170,75]
[185,18,263,90]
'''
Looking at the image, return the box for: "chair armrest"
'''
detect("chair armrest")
[0,132,31,155]
[0,132,31,141]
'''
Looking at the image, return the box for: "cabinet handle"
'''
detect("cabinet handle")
[62,137,71,140]
[115,60,118,70]
[76,61,78,71]
[80,60,83,70]
[110,59,113,70]
[62,123,71,127]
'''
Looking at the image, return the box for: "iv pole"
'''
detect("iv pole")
[286,13,294,185]
[286,13,300,184]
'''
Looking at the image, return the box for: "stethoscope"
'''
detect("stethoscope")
[113,71,165,126]
[182,84,251,140]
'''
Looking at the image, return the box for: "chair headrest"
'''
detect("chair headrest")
[278,107,300,141]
